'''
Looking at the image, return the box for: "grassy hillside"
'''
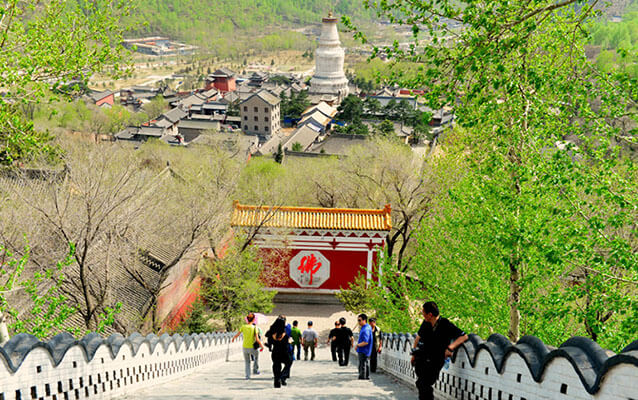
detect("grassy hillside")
[129,0,372,56]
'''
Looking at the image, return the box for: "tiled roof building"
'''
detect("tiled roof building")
[231,202,391,297]
[231,202,392,231]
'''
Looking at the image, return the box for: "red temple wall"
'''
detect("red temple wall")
[258,247,377,290]
[213,78,236,93]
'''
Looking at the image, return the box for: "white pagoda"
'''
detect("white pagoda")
[309,13,349,100]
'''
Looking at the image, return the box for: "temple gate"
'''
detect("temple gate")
[230,202,391,301]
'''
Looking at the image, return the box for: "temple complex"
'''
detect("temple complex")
[309,13,350,102]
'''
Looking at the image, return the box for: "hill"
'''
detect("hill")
[129,0,373,57]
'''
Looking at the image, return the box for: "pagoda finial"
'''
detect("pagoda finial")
[328,11,333,18]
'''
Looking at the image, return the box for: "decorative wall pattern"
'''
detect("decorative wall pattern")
[377,332,638,400]
[0,332,241,400]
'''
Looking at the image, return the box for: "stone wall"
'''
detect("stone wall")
[0,332,241,399]
[378,332,638,399]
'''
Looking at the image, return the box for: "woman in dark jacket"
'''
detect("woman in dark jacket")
[266,317,292,388]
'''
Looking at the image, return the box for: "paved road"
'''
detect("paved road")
[126,348,416,399]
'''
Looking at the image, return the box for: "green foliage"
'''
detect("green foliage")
[281,91,310,120]
[589,4,638,77]
[128,0,372,56]
[142,96,168,120]
[199,240,275,331]
[172,299,215,334]
[335,121,369,135]
[291,142,303,152]
[337,94,364,122]
[274,143,284,164]
[352,58,422,87]
[1,244,77,339]
[33,100,148,135]
[95,303,123,335]
[0,0,134,165]
[338,260,421,333]
[375,120,395,136]
[346,0,638,351]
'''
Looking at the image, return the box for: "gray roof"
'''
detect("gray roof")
[89,90,114,102]
[257,134,283,155]
[243,89,280,106]
[251,71,268,79]
[200,88,218,99]
[210,68,235,78]
[139,126,164,137]
[132,85,159,93]
[202,103,227,111]
[283,125,320,151]
[115,127,139,140]
[309,133,368,155]
[162,107,188,123]
[222,91,240,104]
[153,119,173,129]
[178,119,220,131]
[180,94,206,108]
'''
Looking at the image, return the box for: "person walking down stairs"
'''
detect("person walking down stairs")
[301,321,318,361]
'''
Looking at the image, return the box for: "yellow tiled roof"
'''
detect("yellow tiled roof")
[231,201,392,231]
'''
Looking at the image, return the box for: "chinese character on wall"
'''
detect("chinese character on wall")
[289,251,330,288]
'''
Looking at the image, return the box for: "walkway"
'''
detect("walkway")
[123,347,416,399]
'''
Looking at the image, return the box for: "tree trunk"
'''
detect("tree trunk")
[508,261,521,342]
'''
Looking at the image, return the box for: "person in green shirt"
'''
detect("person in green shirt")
[290,320,302,361]
[231,312,264,379]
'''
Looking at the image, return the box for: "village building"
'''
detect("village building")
[205,68,236,93]
[88,90,115,107]
[122,36,197,56]
[248,71,268,87]
[309,13,349,102]
[231,202,391,302]
[120,86,163,109]
[282,125,320,152]
[240,89,281,138]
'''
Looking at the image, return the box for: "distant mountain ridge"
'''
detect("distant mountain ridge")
[129,0,371,54]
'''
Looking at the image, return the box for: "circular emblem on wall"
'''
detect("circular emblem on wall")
[289,251,330,288]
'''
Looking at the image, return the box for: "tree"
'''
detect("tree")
[274,143,284,164]
[0,244,77,343]
[337,94,364,122]
[282,91,310,120]
[199,240,275,331]
[375,120,395,136]
[344,0,638,350]
[364,97,382,117]
[291,142,303,152]
[383,99,398,120]
[1,141,241,333]
[142,96,168,120]
[0,0,133,165]
[395,99,413,123]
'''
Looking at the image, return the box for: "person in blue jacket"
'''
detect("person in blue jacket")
[355,313,373,380]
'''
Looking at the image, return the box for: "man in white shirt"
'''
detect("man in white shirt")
[301,320,319,360]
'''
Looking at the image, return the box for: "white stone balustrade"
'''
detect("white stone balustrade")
[376,332,638,399]
[0,332,242,400]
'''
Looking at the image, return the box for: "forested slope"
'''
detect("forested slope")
[129,0,371,55]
